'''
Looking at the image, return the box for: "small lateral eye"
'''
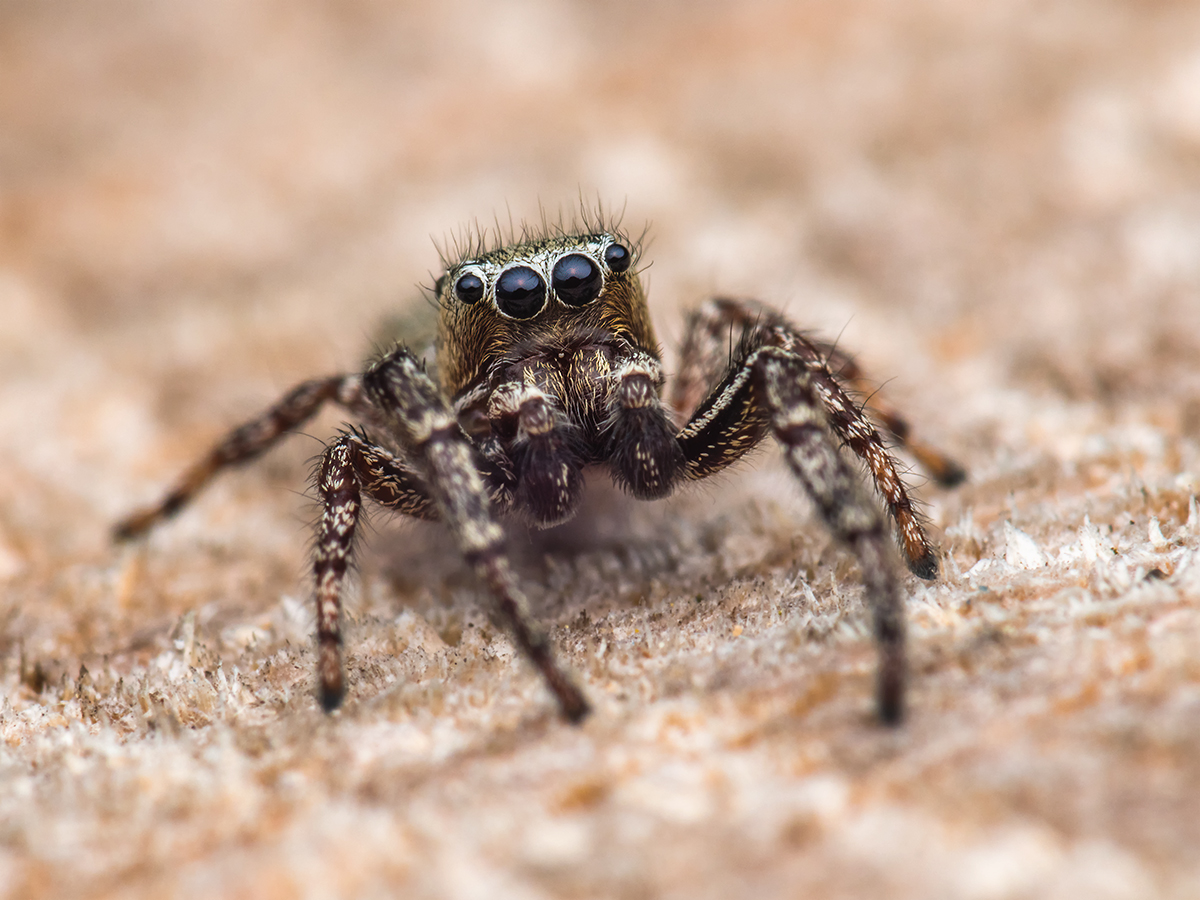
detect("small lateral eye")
[495,265,546,319]
[454,271,485,305]
[551,254,601,307]
[603,242,631,273]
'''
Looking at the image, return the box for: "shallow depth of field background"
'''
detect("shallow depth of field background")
[2,1,1200,898]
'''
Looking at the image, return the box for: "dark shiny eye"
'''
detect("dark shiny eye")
[454,271,485,305]
[603,242,631,273]
[551,254,601,307]
[495,265,545,318]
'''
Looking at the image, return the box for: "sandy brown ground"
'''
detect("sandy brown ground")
[3,1,1200,898]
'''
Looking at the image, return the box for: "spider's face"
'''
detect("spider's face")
[435,231,658,397]
[442,233,631,321]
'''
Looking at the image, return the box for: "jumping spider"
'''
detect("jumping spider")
[115,224,964,725]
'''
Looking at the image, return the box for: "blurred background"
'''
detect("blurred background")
[4,0,1199,514]
[3,1,1200,897]
[6,0,1200,424]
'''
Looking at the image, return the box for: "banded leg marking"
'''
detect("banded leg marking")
[757,349,906,723]
[363,348,590,722]
[806,337,966,488]
[802,364,938,580]
[311,432,472,710]
[115,374,370,540]
[674,298,947,579]
[313,437,362,711]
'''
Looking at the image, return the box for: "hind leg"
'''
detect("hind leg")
[115,374,375,540]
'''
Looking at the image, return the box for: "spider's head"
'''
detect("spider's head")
[434,231,655,396]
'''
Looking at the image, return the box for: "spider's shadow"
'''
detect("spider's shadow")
[368,475,691,624]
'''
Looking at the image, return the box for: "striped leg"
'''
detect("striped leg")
[363,348,589,723]
[757,349,906,724]
[805,337,967,488]
[115,374,374,540]
[673,298,955,580]
[675,338,910,722]
[792,350,938,579]
[313,438,363,711]
[313,432,438,710]
[675,297,965,485]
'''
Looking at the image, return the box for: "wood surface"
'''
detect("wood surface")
[2,2,1199,897]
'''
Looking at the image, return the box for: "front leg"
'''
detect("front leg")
[313,432,439,709]
[756,349,906,723]
[675,342,908,722]
[674,298,955,579]
[363,348,589,723]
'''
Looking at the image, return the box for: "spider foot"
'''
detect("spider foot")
[907,547,939,581]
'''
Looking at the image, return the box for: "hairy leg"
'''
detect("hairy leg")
[675,337,907,722]
[673,298,953,579]
[675,336,908,722]
[675,298,965,485]
[363,347,589,722]
[806,336,966,488]
[114,374,375,540]
[755,348,906,723]
[607,351,685,500]
[312,432,438,709]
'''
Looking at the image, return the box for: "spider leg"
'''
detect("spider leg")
[313,431,442,709]
[674,298,948,579]
[362,347,589,722]
[114,374,376,540]
[675,298,966,486]
[607,351,685,499]
[807,337,967,488]
[757,348,905,723]
[675,342,906,723]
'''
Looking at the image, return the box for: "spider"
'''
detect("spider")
[114,223,964,725]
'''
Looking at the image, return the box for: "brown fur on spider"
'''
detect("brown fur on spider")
[115,220,965,726]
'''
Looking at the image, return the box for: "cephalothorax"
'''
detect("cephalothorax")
[116,223,963,724]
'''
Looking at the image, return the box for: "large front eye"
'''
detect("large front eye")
[552,254,601,307]
[454,271,485,305]
[495,265,546,318]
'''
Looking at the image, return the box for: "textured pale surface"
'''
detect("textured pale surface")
[3,1,1200,898]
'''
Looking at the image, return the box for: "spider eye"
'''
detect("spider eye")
[495,265,546,319]
[454,272,485,305]
[551,254,601,307]
[603,242,631,273]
